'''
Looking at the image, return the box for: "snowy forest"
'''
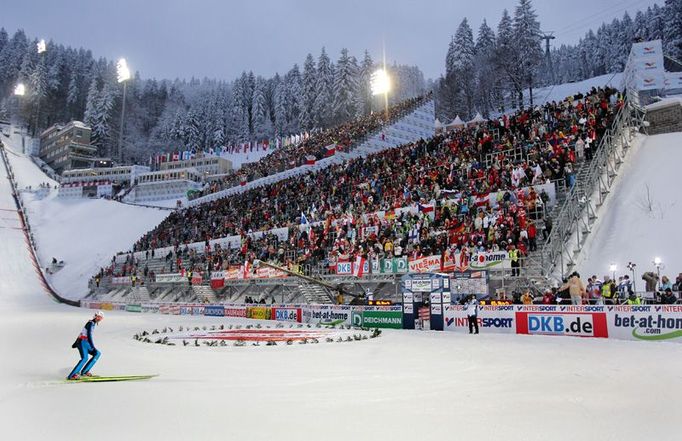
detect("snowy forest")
[1,0,681,162]
[437,0,682,121]
[0,36,425,162]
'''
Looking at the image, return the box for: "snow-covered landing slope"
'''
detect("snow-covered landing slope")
[578,132,682,280]
[1,129,169,298]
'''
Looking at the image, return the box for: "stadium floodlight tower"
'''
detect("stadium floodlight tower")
[116,58,131,164]
[371,68,391,118]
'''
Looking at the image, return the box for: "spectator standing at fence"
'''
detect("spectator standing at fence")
[521,290,534,305]
[509,245,520,277]
[464,295,480,334]
[660,276,673,292]
[561,272,586,305]
[661,288,677,304]
[587,276,603,305]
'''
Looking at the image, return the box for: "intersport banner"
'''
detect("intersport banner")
[443,304,515,333]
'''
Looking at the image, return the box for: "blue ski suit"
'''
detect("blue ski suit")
[68,319,101,378]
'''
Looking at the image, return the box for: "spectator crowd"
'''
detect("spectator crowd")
[102,87,625,289]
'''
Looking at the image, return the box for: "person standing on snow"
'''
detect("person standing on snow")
[464,295,480,334]
[67,311,104,380]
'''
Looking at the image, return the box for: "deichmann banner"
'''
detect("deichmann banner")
[352,307,403,329]
[246,306,272,320]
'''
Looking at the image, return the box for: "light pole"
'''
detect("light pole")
[609,263,617,282]
[653,257,662,290]
[33,39,47,137]
[116,58,131,164]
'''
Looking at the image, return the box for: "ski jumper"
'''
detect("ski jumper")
[68,319,101,378]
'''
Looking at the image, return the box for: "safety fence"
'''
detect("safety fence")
[79,300,682,343]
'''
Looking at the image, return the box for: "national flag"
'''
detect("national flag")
[172,152,180,161]
[353,256,366,278]
[300,211,309,225]
[418,203,434,214]
[240,175,247,186]
[324,144,336,157]
[305,155,316,165]
[241,261,250,279]
[474,193,490,207]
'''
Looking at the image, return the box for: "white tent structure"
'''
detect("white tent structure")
[445,116,465,131]
[434,118,444,133]
[467,112,487,126]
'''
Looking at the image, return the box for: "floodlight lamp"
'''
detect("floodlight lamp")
[609,264,617,272]
[37,39,46,54]
[117,58,131,83]
[14,83,26,96]
[370,69,390,96]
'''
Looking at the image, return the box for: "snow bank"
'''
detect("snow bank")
[578,132,682,282]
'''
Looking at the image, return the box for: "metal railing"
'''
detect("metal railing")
[526,100,642,283]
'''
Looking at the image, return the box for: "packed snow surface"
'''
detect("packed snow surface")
[578,132,682,282]
[1,134,682,441]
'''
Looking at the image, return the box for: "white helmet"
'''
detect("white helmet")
[94,310,104,318]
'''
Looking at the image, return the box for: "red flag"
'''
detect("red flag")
[353,256,366,277]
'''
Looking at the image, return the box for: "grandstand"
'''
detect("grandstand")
[88,86,633,304]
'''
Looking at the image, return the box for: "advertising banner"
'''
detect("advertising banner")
[100,302,113,311]
[155,273,187,284]
[352,307,403,329]
[637,73,665,91]
[303,305,353,326]
[246,306,272,320]
[126,304,142,313]
[210,271,225,289]
[271,307,302,323]
[204,305,225,317]
[443,305,515,333]
[225,306,247,318]
[664,72,682,90]
[606,305,682,342]
[141,303,159,314]
[179,305,193,315]
[409,252,510,273]
[630,39,663,58]
[111,276,131,286]
[515,305,608,338]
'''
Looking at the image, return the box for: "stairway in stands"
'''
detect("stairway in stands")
[299,282,333,304]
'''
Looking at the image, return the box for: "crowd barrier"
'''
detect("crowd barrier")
[78,301,682,343]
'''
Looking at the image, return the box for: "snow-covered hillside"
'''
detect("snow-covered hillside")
[578,132,682,283]
[1,131,169,298]
[529,72,624,107]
